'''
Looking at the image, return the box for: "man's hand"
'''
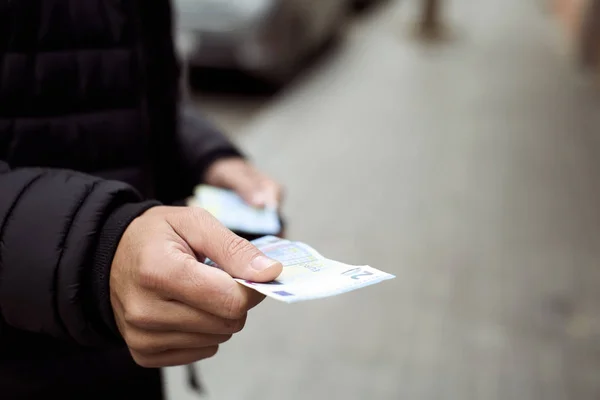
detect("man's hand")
[109,206,283,368]
[204,158,283,208]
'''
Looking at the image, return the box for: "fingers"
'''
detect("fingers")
[131,345,220,368]
[117,295,263,368]
[164,259,268,319]
[121,297,248,334]
[265,180,284,207]
[232,177,263,207]
[135,251,268,319]
[131,239,270,320]
[126,328,231,355]
[167,210,282,282]
[204,158,283,209]
[247,180,283,209]
[112,204,281,370]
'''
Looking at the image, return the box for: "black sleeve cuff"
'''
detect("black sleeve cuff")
[91,200,161,344]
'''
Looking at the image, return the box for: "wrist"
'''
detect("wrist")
[90,201,161,344]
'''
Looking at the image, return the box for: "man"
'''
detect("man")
[0,1,284,398]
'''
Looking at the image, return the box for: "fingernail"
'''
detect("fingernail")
[250,255,278,271]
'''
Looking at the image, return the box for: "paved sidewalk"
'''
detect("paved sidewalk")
[169,1,600,398]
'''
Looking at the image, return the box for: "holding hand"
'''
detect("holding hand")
[204,158,283,209]
[110,206,283,368]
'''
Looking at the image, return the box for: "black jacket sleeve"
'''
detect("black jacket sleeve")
[177,104,244,183]
[0,160,159,347]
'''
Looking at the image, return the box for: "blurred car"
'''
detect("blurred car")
[350,0,386,11]
[350,0,376,8]
[174,0,347,84]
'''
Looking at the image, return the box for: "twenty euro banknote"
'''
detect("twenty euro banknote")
[205,236,395,303]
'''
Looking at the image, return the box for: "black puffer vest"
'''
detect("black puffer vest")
[0,0,190,202]
[0,1,194,398]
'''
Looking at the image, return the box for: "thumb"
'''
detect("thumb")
[220,236,283,282]
[220,171,267,208]
[170,208,282,282]
[229,180,265,208]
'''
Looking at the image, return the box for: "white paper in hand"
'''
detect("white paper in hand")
[191,185,281,235]
[206,236,395,303]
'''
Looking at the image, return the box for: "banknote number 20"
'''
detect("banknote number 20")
[351,270,374,280]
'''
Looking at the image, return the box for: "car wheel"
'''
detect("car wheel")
[351,0,376,12]
[259,14,306,87]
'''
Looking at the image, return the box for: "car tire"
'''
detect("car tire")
[351,0,376,12]
[259,14,306,87]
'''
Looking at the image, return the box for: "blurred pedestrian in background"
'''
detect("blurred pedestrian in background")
[0,1,283,399]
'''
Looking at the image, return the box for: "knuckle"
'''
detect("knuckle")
[130,351,159,368]
[227,315,247,333]
[223,235,253,260]
[124,332,148,353]
[189,207,211,224]
[181,257,201,279]
[218,333,233,344]
[123,302,154,328]
[176,257,207,291]
[204,345,219,359]
[126,331,164,354]
[222,291,248,320]
[138,262,167,291]
[190,346,219,363]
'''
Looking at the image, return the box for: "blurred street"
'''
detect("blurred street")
[167,0,600,399]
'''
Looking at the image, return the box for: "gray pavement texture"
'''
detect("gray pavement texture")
[165,0,600,399]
